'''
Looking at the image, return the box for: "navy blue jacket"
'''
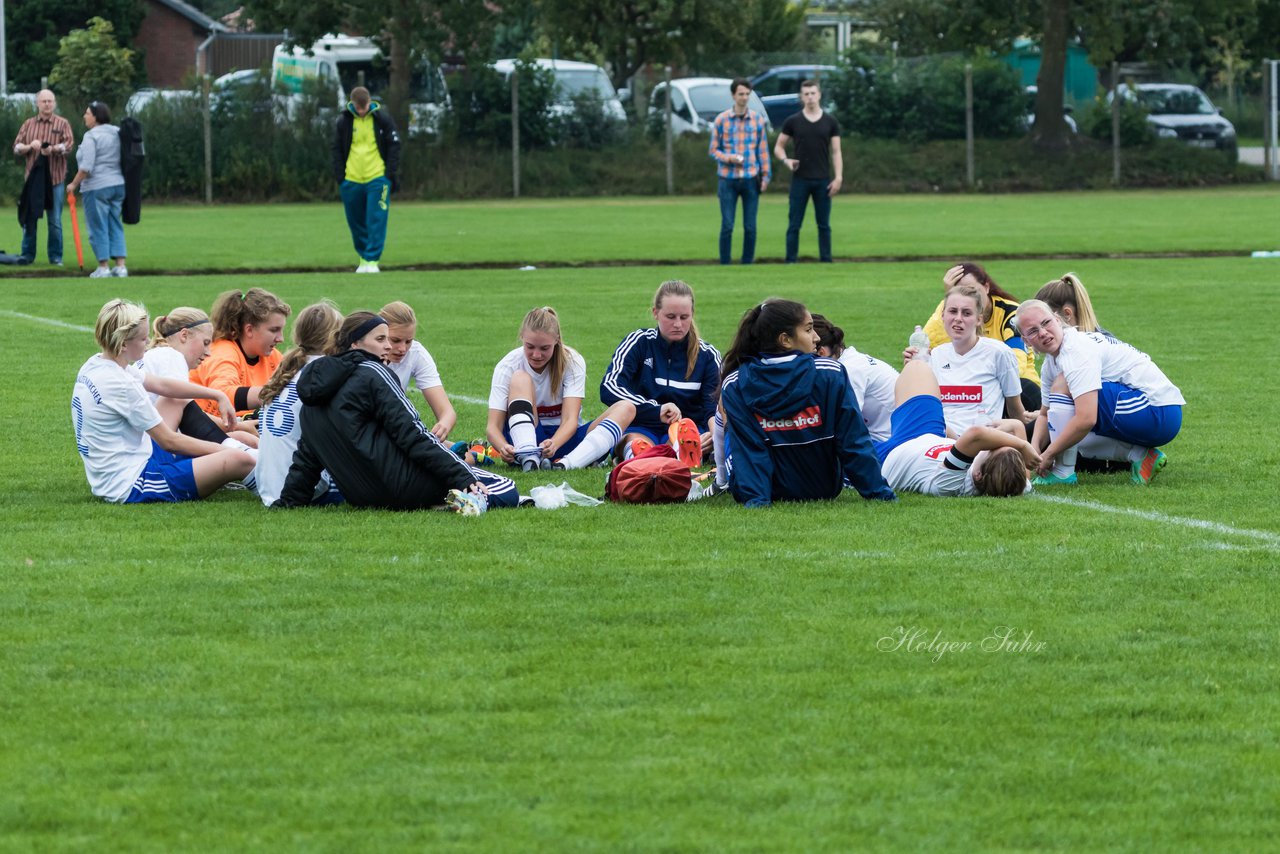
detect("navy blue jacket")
[721,352,896,508]
[601,329,721,434]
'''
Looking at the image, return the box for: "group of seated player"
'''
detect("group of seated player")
[70,263,1183,512]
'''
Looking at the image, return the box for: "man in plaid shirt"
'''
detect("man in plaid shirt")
[12,90,74,266]
[709,78,770,265]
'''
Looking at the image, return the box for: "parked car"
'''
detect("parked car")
[1110,83,1237,161]
[647,77,772,136]
[749,64,838,127]
[1023,86,1078,133]
[491,57,626,123]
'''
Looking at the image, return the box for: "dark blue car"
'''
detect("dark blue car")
[749,65,838,127]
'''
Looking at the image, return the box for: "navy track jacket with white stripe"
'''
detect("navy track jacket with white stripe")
[721,352,896,508]
[275,349,501,509]
[600,329,722,434]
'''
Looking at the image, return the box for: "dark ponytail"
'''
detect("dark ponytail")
[721,298,808,379]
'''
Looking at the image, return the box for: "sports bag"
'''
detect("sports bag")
[119,116,145,225]
[605,443,692,504]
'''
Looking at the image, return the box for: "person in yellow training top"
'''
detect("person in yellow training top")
[331,86,401,274]
[920,262,1041,428]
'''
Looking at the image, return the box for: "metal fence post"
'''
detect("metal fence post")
[964,63,974,188]
[664,66,673,195]
[511,72,520,198]
[1265,59,1278,181]
[1111,62,1121,186]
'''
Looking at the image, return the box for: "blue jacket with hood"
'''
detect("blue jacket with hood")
[721,352,896,508]
[600,329,721,434]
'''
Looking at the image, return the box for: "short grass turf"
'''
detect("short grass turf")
[2,186,1279,275]
[2,253,1279,849]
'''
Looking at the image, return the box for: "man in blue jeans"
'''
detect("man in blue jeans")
[774,79,842,263]
[709,78,771,264]
[12,90,73,266]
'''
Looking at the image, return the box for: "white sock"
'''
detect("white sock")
[712,412,728,487]
[1077,432,1141,463]
[559,419,622,469]
[221,437,259,462]
[1046,394,1078,478]
[507,400,538,462]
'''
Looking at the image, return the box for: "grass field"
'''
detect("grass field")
[2,192,1279,850]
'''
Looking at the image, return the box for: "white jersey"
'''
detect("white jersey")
[881,435,978,497]
[487,347,587,426]
[257,356,336,506]
[134,346,190,404]
[387,341,443,392]
[1041,327,1185,406]
[71,355,162,503]
[930,337,1021,432]
[838,346,898,442]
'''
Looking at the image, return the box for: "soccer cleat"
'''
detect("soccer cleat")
[550,460,568,471]
[1131,448,1167,485]
[111,266,128,278]
[539,457,553,471]
[670,417,703,468]
[628,437,654,459]
[89,266,112,279]
[519,456,540,473]
[1032,472,1078,486]
[445,488,488,516]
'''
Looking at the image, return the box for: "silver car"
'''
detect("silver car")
[648,77,772,136]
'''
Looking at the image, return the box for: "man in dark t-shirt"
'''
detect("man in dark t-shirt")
[774,79,842,263]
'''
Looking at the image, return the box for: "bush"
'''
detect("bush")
[446,63,560,150]
[1080,98,1155,146]
[828,51,1024,142]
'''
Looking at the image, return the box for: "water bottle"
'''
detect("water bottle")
[908,325,930,361]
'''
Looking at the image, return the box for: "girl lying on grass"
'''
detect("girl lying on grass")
[380,300,457,440]
[599,279,721,467]
[273,312,519,515]
[874,360,1038,498]
[1016,299,1183,486]
[256,301,345,507]
[190,287,291,426]
[718,299,896,508]
[72,299,255,503]
[137,306,260,453]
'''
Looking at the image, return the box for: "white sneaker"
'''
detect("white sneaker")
[89,267,112,279]
[111,266,128,278]
[355,261,371,273]
[366,260,380,274]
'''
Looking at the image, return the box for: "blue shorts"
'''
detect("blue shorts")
[125,444,200,504]
[874,395,947,466]
[624,424,669,446]
[1094,382,1182,447]
[502,421,591,456]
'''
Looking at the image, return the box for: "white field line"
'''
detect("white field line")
[1033,493,1280,549]
[0,310,93,333]
[2,311,494,404]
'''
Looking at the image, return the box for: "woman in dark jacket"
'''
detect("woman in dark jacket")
[274,312,518,514]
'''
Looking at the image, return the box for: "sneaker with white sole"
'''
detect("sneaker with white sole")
[89,267,112,279]
[445,488,488,516]
[111,266,128,278]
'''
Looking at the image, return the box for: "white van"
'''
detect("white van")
[272,34,450,136]
[490,58,626,122]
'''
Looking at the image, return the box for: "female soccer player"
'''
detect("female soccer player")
[599,280,721,466]
[875,361,1038,498]
[1033,273,1119,341]
[274,312,520,514]
[138,307,258,450]
[920,262,1041,412]
[909,284,1031,437]
[256,301,345,507]
[72,299,255,503]
[485,306,596,471]
[191,287,292,423]
[1016,300,1183,485]
[718,299,896,508]
[380,300,457,440]
[811,313,898,442]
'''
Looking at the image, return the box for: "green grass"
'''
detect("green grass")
[2,209,1280,849]
[3,186,1278,275]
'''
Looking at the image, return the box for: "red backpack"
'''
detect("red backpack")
[605,443,692,504]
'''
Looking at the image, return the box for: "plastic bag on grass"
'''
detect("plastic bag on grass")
[529,482,603,510]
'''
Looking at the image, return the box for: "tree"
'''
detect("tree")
[3,0,144,93]
[240,0,503,132]
[48,16,136,113]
